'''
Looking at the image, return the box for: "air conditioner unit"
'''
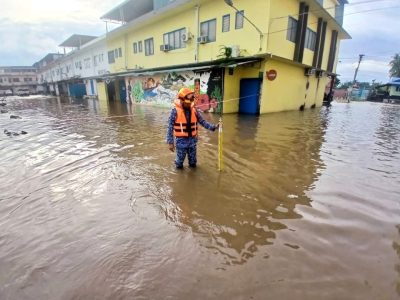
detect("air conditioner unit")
[231,45,240,57]
[160,44,171,52]
[197,36,208,44]
[181,30,192,42]
[304,68,316,76]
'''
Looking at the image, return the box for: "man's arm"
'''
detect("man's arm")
[166,108,177,146]
[196,109,218,131]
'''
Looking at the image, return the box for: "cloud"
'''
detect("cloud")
[337,59,390,83]
[0,0,117,65]
[336,0,400,83]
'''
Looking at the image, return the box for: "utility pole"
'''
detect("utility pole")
[352,54,365,85]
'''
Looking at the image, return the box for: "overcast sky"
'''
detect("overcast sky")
[0,0,399,84]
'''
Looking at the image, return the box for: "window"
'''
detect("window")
[222,14,230,32]
[114,49,119,58]
[305,28,316,51]
[200,19,216,42]
[235,10,244,29]
[93,55,98,67]
[84,58,91,69]
[108,50,115,63]
[287,17,297,43]
[163,28,186,50]
[99,54,104,62]
[145,38,154,56]
[13,78,20,82]
[138,41,143,52]
[118,48,122,57]
[133,42,138,53]
[75,61,82,69]
[0,78,3,83]
[396,86,400,92]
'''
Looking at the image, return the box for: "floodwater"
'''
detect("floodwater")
[0,96,399,300]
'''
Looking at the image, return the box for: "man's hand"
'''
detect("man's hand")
[168,143,175,152]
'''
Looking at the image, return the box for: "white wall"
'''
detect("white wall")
[37,38,110,96]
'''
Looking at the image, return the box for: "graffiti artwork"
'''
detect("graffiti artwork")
[127,69,223,113]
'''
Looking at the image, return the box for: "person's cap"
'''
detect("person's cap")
[178,87,194,99]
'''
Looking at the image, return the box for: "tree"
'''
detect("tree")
[334,77,341,88]
[389,53,400,78]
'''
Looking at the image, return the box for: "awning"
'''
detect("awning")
[59,35,97,48]
[100,0,153,23]
[115,57,262,77]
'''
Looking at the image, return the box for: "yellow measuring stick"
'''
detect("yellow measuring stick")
[218,117,223,171]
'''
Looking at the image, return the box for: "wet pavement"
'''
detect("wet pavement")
[0,96,399,299]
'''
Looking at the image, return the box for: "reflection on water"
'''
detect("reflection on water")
[0,97,399,299]
[167,110,327,265]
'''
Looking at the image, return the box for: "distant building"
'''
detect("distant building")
[0,66,38,96]
[371,77,400,103]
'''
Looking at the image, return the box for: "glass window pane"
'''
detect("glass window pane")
[200,22,208,36]
[236,11,244,29]
[222,15,230,32]
[174,30,180,49]
[208,19,216,41]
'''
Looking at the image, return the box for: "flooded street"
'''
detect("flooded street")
[1,97,399,300]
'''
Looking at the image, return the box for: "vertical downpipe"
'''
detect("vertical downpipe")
[124,34,128,70]
[195,5,199,62]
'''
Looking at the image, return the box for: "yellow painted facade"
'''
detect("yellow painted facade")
[324,0,338,19]
[101,0,349,114]
[223,64,264,114]
[97,81,107,102]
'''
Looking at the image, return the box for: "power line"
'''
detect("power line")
[271,0,397,21]
[267,5,400,36]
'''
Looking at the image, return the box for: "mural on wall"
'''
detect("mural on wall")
[127,69,223,113]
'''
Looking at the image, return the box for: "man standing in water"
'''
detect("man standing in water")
[167,87,219,169]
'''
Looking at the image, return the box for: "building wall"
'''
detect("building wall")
[38,40,109,94]
[324,0,338,19]
[260,59,327,113]
[267,0,298,61]
[107,0,269,72]
[97,81,108,102]
[0,67,38,94]
[126,69,223,112]
[196,0,268,61]
[390,85,400,97]
[223,64,263,114]
[33,0,349,114]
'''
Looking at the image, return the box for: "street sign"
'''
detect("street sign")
[266,70,277,81]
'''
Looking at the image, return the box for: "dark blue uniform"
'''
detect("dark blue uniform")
[167,107,217,168]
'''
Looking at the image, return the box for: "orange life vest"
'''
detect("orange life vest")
[174,100,198,137]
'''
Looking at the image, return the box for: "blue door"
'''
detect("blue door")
[239,78,262,115]
[90,80,95,95]
[119,80,126,103]
[69,83,86,99]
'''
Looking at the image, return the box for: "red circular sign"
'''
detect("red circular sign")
[266,70,277,81]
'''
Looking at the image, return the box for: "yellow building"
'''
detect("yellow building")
[99,0,350,114]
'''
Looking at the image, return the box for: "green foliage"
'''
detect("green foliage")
[389,53,400,78]
[218,46,232,59]
[334,77,341,88]
[132,81,144,102]
[211,86,222,114]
